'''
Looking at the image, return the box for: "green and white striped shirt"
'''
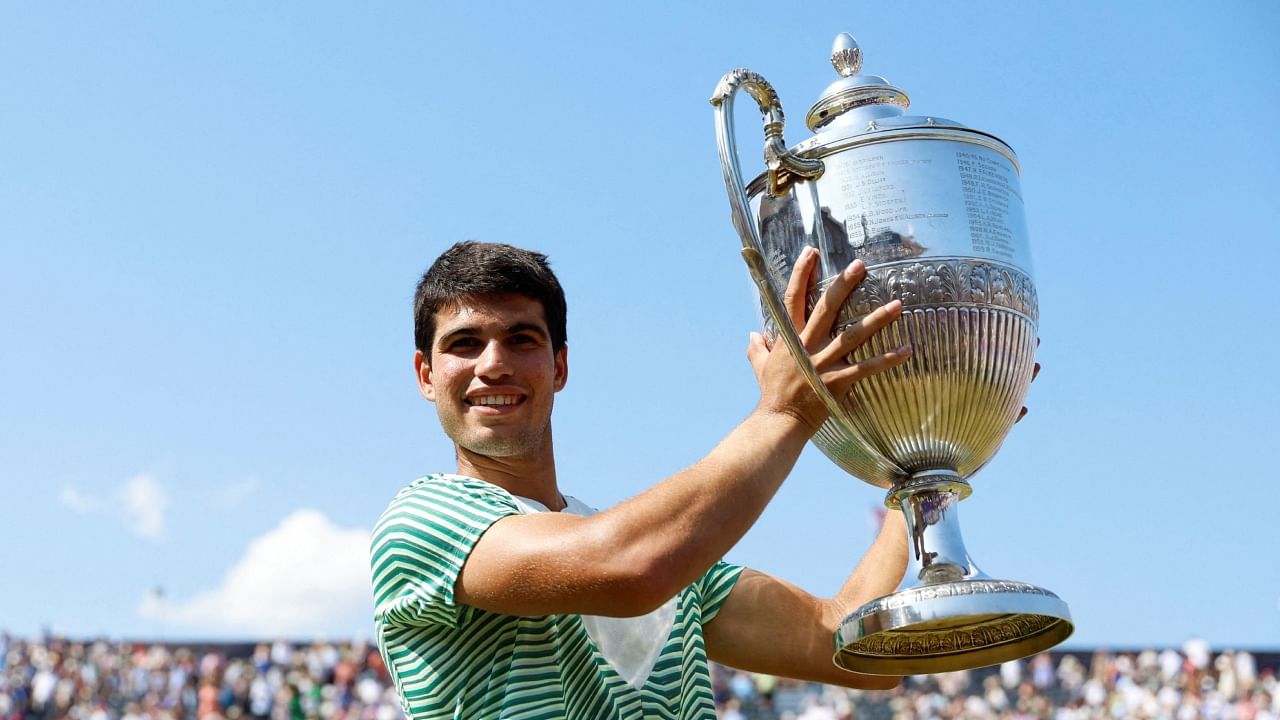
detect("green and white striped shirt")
[370,473,743,720]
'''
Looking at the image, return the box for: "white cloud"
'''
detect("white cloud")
[119,474,168,541]
[59,476,169,541]
[58,485,101,514]
[138,509,372,638]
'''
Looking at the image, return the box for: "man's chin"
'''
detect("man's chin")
[456,431,544,459]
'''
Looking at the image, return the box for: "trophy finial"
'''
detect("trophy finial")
[808,33,908,130]
[831,33,863,77]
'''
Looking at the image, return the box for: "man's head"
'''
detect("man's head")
[414,241,567,359]
[413,242,569,460]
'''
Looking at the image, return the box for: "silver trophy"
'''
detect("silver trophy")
[711,34,1072,674]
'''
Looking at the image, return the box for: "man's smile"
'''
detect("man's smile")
[465,392,528,412]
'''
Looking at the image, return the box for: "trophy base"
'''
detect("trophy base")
[833,579,1073,675]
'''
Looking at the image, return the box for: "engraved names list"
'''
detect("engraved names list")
[956,149,1021,261]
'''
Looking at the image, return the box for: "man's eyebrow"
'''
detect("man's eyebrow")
[506,322,549,339]
[436,326,480,348]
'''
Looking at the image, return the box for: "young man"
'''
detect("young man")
[371,241,913,719]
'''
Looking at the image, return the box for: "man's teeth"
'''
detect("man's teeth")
[472,395,520,406]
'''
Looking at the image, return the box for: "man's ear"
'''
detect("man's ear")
[553,345,569,392]
[414,350,436,402]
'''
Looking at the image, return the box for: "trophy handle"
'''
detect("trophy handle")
[710,69,873,449]
[710,68,825,197]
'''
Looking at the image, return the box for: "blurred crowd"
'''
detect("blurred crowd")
[711,640,1278,719]
[0,634,401,720]
[2,632,1275,720]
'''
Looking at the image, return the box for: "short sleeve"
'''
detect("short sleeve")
[370,475,519,629]
[697,560,745,624]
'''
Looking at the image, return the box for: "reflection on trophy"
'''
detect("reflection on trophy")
[711,34,1073,674]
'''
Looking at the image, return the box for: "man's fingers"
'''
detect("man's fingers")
[782,247,819,331]
[802,260,866,347]
[826,346,913,388]
[814,299,903,367]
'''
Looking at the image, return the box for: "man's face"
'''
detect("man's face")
[417,293,567,459]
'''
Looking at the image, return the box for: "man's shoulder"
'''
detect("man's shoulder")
[396,472,485,494]
[369,473,525,583]
[374,474,520,531]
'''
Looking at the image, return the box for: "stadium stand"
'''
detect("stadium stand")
[1,632,1274,719]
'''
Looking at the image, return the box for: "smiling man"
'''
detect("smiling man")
[370,241,913,720]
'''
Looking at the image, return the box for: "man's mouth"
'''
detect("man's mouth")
[466,394,524,407]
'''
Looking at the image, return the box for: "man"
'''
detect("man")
[371,241,914,719]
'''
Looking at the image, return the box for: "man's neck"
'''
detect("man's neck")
[454,442,564,511]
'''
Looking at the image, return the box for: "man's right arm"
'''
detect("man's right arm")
[455,249,911,618]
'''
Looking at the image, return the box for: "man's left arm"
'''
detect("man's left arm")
[703,511,908,689]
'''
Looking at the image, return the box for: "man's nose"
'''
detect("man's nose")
[475,339,512,379]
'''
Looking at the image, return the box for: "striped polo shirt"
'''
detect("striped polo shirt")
[370,473,743,719]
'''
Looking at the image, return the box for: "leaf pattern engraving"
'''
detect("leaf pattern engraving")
[840,260,1037,322]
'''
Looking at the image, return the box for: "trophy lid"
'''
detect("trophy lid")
[806,34,959,134]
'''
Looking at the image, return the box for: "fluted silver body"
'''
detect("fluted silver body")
[751,137,1039,487]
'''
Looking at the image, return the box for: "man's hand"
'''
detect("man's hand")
[747,246,912,433]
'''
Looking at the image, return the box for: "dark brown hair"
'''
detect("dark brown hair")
[413,241,568,356]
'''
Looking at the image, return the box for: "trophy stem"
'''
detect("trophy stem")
[889,470,985,588]
[833,468,1074,675]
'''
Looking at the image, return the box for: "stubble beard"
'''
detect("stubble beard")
[440,405,555,461]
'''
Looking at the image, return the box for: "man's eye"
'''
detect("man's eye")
[447,337,481,351]
[510,334,539,346]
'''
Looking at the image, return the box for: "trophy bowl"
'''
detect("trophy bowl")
[711,34,1072,674]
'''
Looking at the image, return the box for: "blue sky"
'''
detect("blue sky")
[1,3,1277,650]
